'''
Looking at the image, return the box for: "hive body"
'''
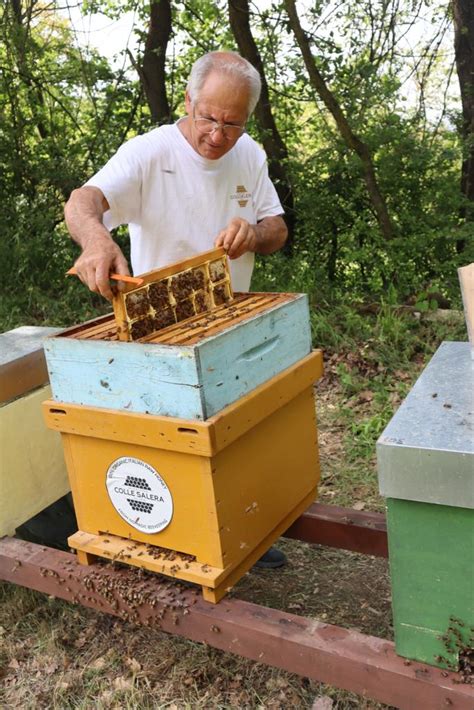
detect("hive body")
[43,257,322,601]
[377,341,474,669]
[44,293,312,420]
[0,327,68,536]
[44,352,323,602]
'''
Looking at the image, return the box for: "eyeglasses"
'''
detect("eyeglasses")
[192,108,245,141]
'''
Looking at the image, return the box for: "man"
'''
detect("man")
[64,51,288,569]
[65,50,287,300]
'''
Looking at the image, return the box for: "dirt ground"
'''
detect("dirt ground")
[0,364,398,709]
[0,542,393,709]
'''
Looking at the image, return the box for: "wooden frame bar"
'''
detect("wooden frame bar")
[0,505,471,708]
[284,502,389,557]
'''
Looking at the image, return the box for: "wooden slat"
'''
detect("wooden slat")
[284,502,388,557]
[121,247,227,293]
[458,263,474,344]
[51,293,298,346]
[53,314,114,339]
[152,294,286,345]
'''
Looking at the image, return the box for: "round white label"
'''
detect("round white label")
[105,457,173,533]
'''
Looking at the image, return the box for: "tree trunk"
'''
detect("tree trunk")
[452,0,474,252]
[228,0,296,251]
[284,0,395,242]
[8,0,49,141]
[141,0,172,125]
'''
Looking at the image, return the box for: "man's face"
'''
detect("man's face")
[185,72,249,160]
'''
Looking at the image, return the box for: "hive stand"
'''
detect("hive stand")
[1,503,473,708]
[69,486,314,604]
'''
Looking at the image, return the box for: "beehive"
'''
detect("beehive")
[113,247,233,341]
[43,351,323,602]
[45,263,312,420]
[0,326,68,536]
[44,249,321,601]
[377,341,473,670]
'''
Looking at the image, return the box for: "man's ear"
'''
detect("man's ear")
[185,90,192,114]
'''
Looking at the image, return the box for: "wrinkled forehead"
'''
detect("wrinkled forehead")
[194,71,250,121]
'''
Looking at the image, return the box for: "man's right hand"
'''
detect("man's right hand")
[65,186,131,301]
[73,237,130,301]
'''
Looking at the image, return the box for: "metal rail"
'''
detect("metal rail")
[0,505,471,709]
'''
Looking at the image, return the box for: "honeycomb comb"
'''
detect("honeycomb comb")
[112,247,233,341]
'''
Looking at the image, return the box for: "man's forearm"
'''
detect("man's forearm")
[64,186,129,300]
[64,186,112,249]
[253,216,288,255]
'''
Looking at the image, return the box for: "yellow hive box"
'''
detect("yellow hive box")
[43,351,323,602]
[1,326,69,537]
[1,385,69,536]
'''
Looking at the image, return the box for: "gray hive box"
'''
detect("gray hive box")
[377,341,473,670]
[377,341,473,509]
[0,325,62,404]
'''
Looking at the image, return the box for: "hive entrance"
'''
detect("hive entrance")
[113,247,233,341]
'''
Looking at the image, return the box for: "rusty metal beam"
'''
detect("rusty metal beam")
[284,502,388,558]
[1,537,472,709]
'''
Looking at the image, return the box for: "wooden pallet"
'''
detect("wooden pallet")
[2,504,473,707]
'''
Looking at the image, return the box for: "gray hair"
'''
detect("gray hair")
[187,51,261,116]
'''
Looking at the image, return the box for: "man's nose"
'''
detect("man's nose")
[209,124,226,143]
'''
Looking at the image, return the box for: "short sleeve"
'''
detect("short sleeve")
[85,138,144,228]
[252,156,284,222]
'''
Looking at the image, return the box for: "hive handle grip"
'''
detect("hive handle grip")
[237,336,281,362]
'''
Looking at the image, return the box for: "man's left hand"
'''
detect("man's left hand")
[214,218,257,259]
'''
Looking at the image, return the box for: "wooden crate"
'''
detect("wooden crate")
[44,292,312,420]
[42,351,323,602]
[0,327,69,536]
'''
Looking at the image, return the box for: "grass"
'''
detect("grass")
[0,295,467,708]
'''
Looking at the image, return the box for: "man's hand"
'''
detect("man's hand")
[65,186,130,300]
[214,218,257,259]
[73,237,130,301]
[214,215,288,259]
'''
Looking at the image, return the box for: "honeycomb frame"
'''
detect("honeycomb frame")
[112,247,234,341]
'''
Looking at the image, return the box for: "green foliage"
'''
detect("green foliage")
[0,0,470,330]
[0,2,142,325]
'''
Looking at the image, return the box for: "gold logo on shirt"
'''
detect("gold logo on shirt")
[231,184,251,208]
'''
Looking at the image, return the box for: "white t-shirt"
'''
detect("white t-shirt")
[86,121,283,291]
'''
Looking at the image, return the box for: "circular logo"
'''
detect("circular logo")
[105,457,173,533]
